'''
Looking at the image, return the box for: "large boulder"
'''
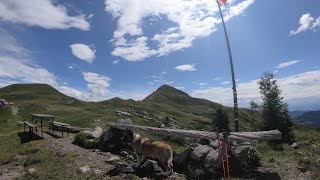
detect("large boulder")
[135,160,155,177]
[191,145,212,163]
[230,144,260,172]
[204,149,221,169]
[173,148,193,172]
[99,127,131,153]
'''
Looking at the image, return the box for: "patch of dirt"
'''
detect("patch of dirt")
[0,155,25,180]
[46,134,116,174]
[256,163,312,180]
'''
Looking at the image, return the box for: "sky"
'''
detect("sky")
[0,0,319,111]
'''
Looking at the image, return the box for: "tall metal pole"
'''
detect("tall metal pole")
[216,0,239,132]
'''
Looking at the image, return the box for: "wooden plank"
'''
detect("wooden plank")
[31,114,56,118]
[23,121,37,128]
[53,121,70,126]
[107,123,282,141]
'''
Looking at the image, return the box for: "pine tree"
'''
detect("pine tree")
[212,106,230,132]
[258,72,294,143]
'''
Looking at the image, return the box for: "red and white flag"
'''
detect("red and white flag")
[218,0,227,5]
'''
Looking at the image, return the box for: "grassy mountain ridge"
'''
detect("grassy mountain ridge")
[0,83,262,131]
[294,110,320,127]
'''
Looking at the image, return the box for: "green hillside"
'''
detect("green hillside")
[0,83,262,132]
[1,84,320,179]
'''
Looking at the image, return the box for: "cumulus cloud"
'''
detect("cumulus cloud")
[0,56,59,87]
[289,13,320,36]
[82,72,111,97]
[175,64,197,71]
[0,0,90,30]
[0,28,28,56]
[70,44,96,63]
[112,60,120,64]
[191,70,320,110]
[0,29,150,102]
[105,0,255,61]
[276,60,301,69]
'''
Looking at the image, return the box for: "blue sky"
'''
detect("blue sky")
[0,0,319,111]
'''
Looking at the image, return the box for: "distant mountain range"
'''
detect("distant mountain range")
[290,110,320,127]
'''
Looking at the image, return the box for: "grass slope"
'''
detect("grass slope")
[0,83,262,131]
[1,83,320,179]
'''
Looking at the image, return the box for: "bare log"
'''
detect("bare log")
[107,123,282,141]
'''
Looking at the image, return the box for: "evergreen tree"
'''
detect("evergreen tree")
[258,72,294,143]
[212,106,230,132]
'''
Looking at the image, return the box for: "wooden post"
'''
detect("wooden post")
[41,117,43,137]
[24,122,26,132]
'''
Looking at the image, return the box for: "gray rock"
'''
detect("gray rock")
[120,150,129,157]
[114,162,134,174]
[83,126,103,138]
[291,142,299,149]
[209,140,219,149]
[118,118,132,125]
[94,169,102,174]
[56,150,66,157]
[79,166,90,173]
[107,155,121,163]
[204,149,221,169]
[136,160,155,177]
[233,145,254,160]
[191,145,212,163]
[126,155,135,161]
[28,168,36,175]
[173,148,193,171]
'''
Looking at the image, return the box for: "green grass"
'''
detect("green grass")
[255,125,320,179]
[3,83,319,179]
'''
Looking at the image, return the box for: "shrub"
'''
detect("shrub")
[73,132,99,149]
[242,149,261,172]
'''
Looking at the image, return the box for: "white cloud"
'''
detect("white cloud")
[111,37,156,61]
[82,72,111,96]
[191,70,320,110]
[70,44,96,63]
[105,0,255,61]
[221,81,231,85]
[213,77,222,80]
[154,79,174,84]
[112,59,120,64]
[0,56,59,87]
[68,65,74,69]
[289,13,320,36]
[0,28,28,56]
[276,60,301,69]
[312,17,320,29]
[175,86,185,90]
[0,29,150,102]
[175,64,197,71]
[0,0,90,30]
[198,82,207,86]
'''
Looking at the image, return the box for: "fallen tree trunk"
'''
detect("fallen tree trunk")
[107,123,282,141]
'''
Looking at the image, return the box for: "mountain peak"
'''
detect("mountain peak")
[143,85,217,106]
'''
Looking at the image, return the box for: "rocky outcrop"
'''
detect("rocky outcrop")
[99,127,131,152]
[83,126,103,138]
[190,145,212,163]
